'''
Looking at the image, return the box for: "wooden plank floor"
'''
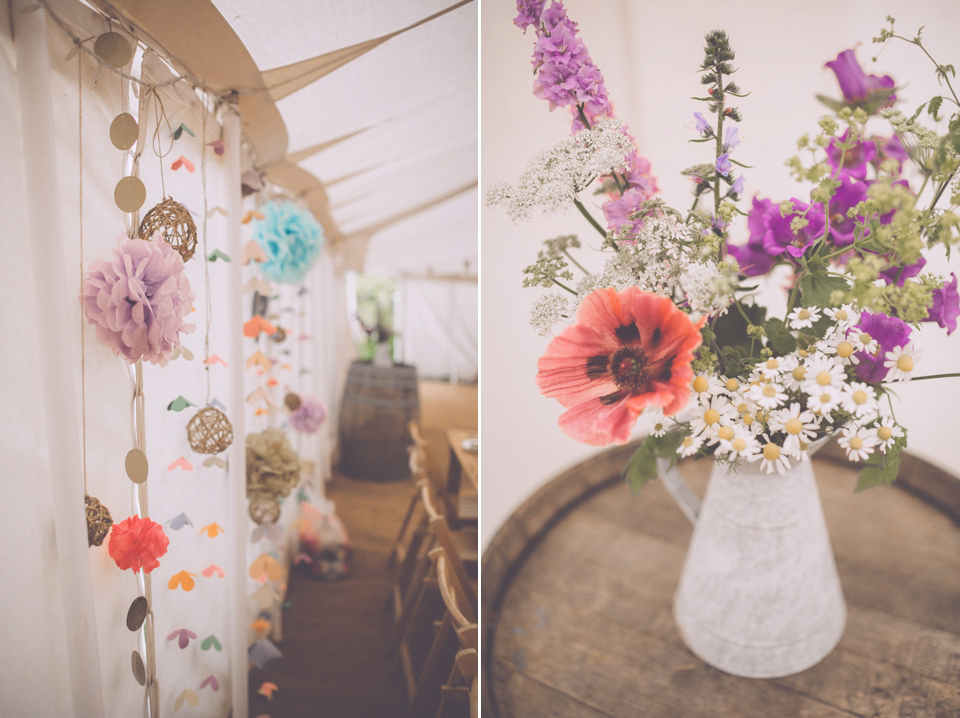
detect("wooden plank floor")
[488,456,960,718]
[247,380,477,716]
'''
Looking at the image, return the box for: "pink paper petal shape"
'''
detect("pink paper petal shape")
[171,155,195,173]
[208,140,224,156]
[200,674,220,691]
[202,564,225,578]
[167,457,194,471]
[204,354,228,367]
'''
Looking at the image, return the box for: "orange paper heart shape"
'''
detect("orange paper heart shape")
[168,570,197,591]
[243,316,277,339]
[249,553,284,582]
[200,522,224,538]
[170,155,195,173]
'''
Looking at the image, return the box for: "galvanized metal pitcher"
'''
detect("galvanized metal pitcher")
[659,441,846,678]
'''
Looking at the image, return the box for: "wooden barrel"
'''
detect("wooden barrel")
[482,441,960,717]
[338,361,419,481]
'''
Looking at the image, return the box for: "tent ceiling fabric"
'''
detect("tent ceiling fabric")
[99,0,477,274]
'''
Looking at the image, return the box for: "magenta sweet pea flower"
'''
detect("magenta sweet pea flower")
[514,0,546,31]
[879,255,926,286]
[852,312,911,383]
[927,273,960,334]
[826,129,877,180]
[726,196,778,277]
[602,188,648,234]
[761,198,825,259]
[826,176,868,247]
[825,49,896,107]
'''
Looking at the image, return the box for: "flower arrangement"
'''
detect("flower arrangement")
[82,231,195,366]
[252,201,324,284]
[489,4,960,491]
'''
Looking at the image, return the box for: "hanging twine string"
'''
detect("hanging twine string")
[150,88,174,198]
[202,91,212,406]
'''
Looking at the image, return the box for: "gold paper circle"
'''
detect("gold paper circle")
[126,596,148,632]
[110,113,138,150]
[114,176,146,213]
[124,448,148,484]
[131,651,146,685]
[94,32,133,69]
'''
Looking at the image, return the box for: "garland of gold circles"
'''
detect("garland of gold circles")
[186,407,234,455]
[86,494,114,547]
[137,197,197,262]
[246,428,301,525]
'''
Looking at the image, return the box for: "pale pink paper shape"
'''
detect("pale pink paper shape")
[202,564,225,578]
[171,155,195,173]
[204,354,228,367]
[200,674,220,691]
[166,628,197,649]
[167,457,194,471]
[207,140,224,156]
[243,240,268,264]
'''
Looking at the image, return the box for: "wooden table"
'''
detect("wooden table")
[447,428,478,521]
[482,441,960,717]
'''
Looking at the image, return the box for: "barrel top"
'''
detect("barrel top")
[482,441,960,717]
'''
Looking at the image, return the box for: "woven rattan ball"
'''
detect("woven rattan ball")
[86,494,113,547]
[284,393,301,411]
[271,327,287,343]
[187,407,234,455]
[249,495,281,525]
[138,197,197,262]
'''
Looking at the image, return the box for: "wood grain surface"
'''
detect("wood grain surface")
[482,442,960,718]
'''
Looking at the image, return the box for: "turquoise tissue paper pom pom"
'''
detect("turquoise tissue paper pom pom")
[253,201,324,284]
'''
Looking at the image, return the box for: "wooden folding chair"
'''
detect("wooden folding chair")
[422,485,477,616]
[402,548,478,718]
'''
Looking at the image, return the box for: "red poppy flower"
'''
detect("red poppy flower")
[108,515,170,574]
[537,287,705,446]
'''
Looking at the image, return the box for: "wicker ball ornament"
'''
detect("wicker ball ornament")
[249,496,281,525]
[187,407,234,455]
[138,197,197,262]
[86,494,114,547]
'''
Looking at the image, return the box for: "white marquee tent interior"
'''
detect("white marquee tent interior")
[1,0,476,716]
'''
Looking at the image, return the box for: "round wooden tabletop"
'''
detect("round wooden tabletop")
[482,442,960,718]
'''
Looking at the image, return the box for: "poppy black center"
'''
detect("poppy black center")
[611,346,651,392]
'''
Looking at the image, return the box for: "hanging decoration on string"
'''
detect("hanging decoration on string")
[187,406,233,454]
[82,232,195,365]
[85,494,113,547]
[138,197,198,262]
[252,201,324,284]
[108,515,170,573]
[93,31,133,69]
[287,394,327,435]
[246,428,301,524]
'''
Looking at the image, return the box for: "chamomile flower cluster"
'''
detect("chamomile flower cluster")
[670,307,908,474]
[484,118,635,221]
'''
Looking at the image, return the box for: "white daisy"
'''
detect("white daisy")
[690,374,725,400]
[689,396,737,440]
[719,376,743,394]
[745,381,788,411]
[824,305,859,328]
[650,419,668,437]
[840,382,879,420]
[768,403,820,456]
[850,329,879,354]
[716,426,761,461]
[678,434,704,458]
[800,355,847,395]
[806,388,841,417]
[883,342,922,382]
[787,306,821,329]
[752,441,792,475]
[818,330,859,366]
[837,425,878,462]
[778,354,808,391]
[755,356,786,381]
[873,419,905,452]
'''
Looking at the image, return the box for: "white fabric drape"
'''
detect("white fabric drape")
[403,277,478,382]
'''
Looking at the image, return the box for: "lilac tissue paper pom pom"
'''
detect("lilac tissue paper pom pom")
[289,395,328,435]
[82,231,195,366]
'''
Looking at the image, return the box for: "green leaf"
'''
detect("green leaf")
[908,101,928,124]
[798,273,849,307]
[764,318,797,355]
[622,431,686,494]
[712,301,766,355]
[854,430,906,492]
[816,94,846,113]
[928,95,943,121]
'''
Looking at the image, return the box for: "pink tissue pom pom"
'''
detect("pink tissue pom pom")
[82,231,195,366]
[288,395,327,434]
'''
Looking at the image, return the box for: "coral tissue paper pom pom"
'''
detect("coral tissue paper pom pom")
[82,231,195,366]
[253,201,324,284]
[288,395,327,434]
[108,515,170,573]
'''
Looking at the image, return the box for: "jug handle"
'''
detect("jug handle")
[657,456,700,525]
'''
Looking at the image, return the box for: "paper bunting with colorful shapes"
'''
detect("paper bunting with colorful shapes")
[207,139,224,155]
[171,123,195,140]
[248,638,282,668]
[242,210,266,225]
[251,522,284,544]
[200,675,220,691]
[250,583,279,610]
[201,635,222,651]
[246,387,277,407]
[243,316,277,338]
[243,240,268,265]
[167,457,194,472]
[167,513,193,530]
[206,205,228,218]
[250,618,271,636]
[204,354,228,367]
[203,456,227,468]
[202,564,225,578]
[167,396,196,412]
[258,682,278,700]
[168,570,197,591]
[200,523,224,538]
[246,351,271,371]
[174,689,199,711]
[166,628,197,649]
[249,553,284,582]
[207,249,231,262]
[171,155,195,173]
[243,277,273,295]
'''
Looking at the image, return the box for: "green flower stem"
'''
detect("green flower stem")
[900,372,960,381]
[892,34,960,106]
[552,278,577,295]
[714,79,725,223]
[562,248,589,274]
[573,197,611,241]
